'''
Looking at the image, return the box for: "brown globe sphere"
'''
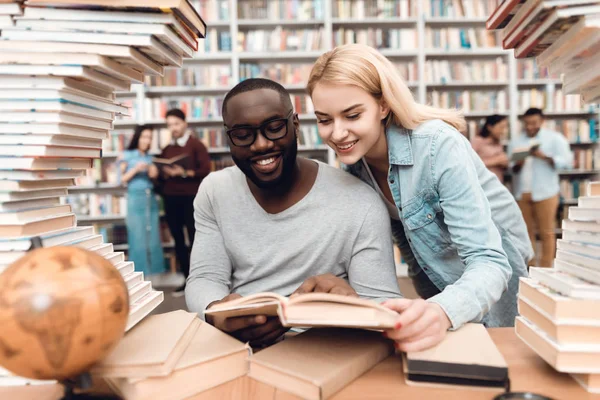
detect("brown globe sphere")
[0,246,129,380]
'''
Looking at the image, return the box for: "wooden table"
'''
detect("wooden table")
[2,328,599,400]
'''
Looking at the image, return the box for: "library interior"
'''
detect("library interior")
[1,0,600,399]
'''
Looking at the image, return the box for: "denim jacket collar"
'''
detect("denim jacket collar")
[387,125,414,166]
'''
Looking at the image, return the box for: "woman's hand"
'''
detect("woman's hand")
[382,298,452,352]
[148,164,159,179]
[135,161,149,172]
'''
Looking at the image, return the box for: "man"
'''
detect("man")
[510,108,573,267]
[185,79,401,346]
[157,108,211,296]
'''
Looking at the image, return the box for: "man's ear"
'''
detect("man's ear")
[380,100,390,121]
[293,113,300,137]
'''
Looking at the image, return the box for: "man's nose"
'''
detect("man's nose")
[250,130,274,152]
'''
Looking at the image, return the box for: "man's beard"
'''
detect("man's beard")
[232,139,298,190]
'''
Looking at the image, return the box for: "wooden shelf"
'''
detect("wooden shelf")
[68,183,125,193]
[558,170,599,176]
[114,241,175,251]
[424,17,487,25]
[207,21,230,28]
[520,110,597,118]
[562,199,578,206]
[238,51,324,60]
[332,17,417,26]
[426,81,509,88]
[517,79,562,87]
[426,48,509,57]
[144,83,308,95]
[145,86,231,95]
[464,111,508,118]
[99,145,327,160]
[184,52,233,63]
[379,49,419,57]
[77,215,126,224]
[237,19,324,27]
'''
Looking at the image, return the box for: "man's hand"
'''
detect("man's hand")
[292,274,358,297]
[530,148,555,167]
[164,164,185,177]
[206,294,288,347]
[530,148,545,159]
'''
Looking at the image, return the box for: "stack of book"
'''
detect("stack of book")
[0,0,22,28]
[487,0,600,102]
[95,310,250,400]
[512,181,600,393]
[0,0,206,335]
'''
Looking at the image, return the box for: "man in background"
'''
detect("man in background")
[158,108,211,296]
[509,108,573,267]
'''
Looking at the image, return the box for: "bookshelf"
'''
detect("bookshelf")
[73,0,599,244]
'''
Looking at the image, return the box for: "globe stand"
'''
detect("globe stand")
[60,372,120,400]
[28,236,43,251]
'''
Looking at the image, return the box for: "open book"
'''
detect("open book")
[511,141,540,162]
[204,293,398,329]
[152,153,188,166]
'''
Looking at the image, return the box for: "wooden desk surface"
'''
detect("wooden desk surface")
[2,328,599,400]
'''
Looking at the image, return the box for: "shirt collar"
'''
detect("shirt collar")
[172,131,191,147]
[386,125,414,166]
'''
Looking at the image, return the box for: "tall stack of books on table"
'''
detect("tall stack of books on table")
[487,1,600,393]
[512,181,600,393]
[487,0,600,102]
[0,0,206,369]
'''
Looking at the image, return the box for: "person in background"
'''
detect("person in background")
[157,108,211,296]
[510,108,573,268]
[471,114,509,183]
[119,125,165,278]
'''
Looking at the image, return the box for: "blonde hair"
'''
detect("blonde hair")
[307,44,466,132]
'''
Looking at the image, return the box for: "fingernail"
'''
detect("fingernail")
[394,322,402,330]
[256,316,266,323]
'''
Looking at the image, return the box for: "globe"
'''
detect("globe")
[0,246,129,381]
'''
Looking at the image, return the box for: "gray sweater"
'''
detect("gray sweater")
[185,161,402,319]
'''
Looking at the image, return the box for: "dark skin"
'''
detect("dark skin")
[205,88,358,347]
[513,114,554,173]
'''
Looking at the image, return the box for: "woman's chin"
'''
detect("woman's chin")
[334,150,364,166]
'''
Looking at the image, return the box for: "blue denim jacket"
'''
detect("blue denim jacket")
[347,120,532,329]
[509,128,573,202]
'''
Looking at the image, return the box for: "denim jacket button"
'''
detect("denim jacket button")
[427,214,432,219]
[389,179,395,184]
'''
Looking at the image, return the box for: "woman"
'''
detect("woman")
[471,115,509,183]
[307,44,532,352]
[120,125,165,277]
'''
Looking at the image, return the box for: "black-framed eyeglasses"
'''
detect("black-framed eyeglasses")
[226,110,294,147]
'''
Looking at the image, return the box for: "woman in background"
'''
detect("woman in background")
[471,115,509,183]
[120,125,165,277]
